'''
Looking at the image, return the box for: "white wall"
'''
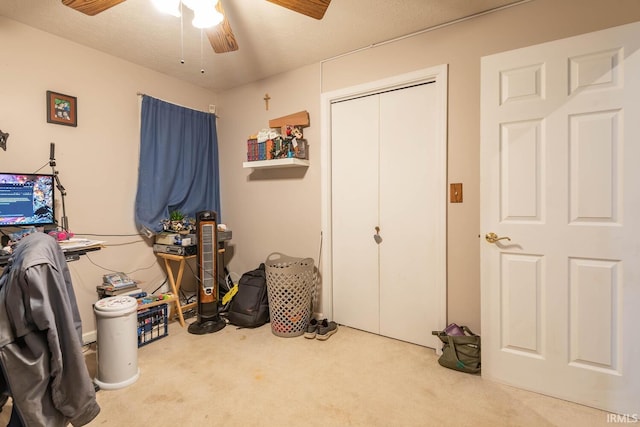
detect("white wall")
[3,0,640,340]
[216,64,322,286]
[218,0,640,332]
[0,17,218,340]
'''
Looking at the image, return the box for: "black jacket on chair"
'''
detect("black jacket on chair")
[0,232,100,426]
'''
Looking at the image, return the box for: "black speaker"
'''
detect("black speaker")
[187,210,226,334]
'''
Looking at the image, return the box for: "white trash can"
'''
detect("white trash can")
[93,296,140,390]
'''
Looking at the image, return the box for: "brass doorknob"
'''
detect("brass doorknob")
[485,232,511,244]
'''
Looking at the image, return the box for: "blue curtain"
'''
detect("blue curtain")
[135,96,220,234]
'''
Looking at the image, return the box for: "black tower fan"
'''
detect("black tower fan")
[187,210,226,334]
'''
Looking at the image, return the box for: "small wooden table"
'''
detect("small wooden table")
[155,252,197,327]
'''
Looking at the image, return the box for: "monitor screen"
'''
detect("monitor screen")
[0,173,55,227]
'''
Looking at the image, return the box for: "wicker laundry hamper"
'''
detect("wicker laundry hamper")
[265,252,314,337]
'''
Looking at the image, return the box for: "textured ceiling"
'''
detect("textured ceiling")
[0,0,526,92]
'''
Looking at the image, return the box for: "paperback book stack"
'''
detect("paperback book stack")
[96,272,144,299]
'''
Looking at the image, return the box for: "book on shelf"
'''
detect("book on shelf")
[96,285,145,299]
[108,287,143,297]
[97,281,137,291]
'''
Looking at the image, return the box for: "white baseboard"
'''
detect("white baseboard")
[83,330,97,345]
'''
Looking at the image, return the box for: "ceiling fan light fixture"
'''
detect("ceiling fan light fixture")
[181,0,218,12]
[191,8,223,28]
[151,0,182,17]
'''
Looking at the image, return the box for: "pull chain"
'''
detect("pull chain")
[179,2,184,64]
[200,29,205,74]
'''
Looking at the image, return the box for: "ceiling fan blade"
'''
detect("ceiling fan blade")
[205,0,238,54]
[61,0,126,16]
[266,0,331,20]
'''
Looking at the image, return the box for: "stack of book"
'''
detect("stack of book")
[96,272,144,299]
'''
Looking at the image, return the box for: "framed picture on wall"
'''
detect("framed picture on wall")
[46,91,77,127]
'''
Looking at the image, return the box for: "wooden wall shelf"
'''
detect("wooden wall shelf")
[244,110,310,168]
[243,158,310,169]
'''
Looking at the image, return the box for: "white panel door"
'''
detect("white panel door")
[481,22,640,414]
[332,81,444,349]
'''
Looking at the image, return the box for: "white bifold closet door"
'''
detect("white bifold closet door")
[331,82,443,348]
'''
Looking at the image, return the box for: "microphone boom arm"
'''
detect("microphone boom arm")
[49,143,69,232]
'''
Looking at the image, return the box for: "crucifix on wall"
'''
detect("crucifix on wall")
[263,93,271,111]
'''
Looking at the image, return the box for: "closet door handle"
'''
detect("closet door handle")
[373,226,382,244]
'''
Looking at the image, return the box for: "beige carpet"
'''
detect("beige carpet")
[1,319,611,426]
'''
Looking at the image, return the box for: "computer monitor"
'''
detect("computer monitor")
[0,172,55,227]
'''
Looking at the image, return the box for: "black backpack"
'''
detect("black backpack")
[226,263,270,328]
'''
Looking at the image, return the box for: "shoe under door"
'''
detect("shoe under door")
[331,81,445,348]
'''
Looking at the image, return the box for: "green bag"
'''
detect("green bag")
[432,325,481,374]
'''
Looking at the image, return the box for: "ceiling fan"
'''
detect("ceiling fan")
[60,0,332,54]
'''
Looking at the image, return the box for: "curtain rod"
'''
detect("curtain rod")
[136,92,217,116]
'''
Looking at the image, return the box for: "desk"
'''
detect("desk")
[63,245,103,262]
[0,239,104,267]
[155,253,196,327]
[58,238,105,262]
